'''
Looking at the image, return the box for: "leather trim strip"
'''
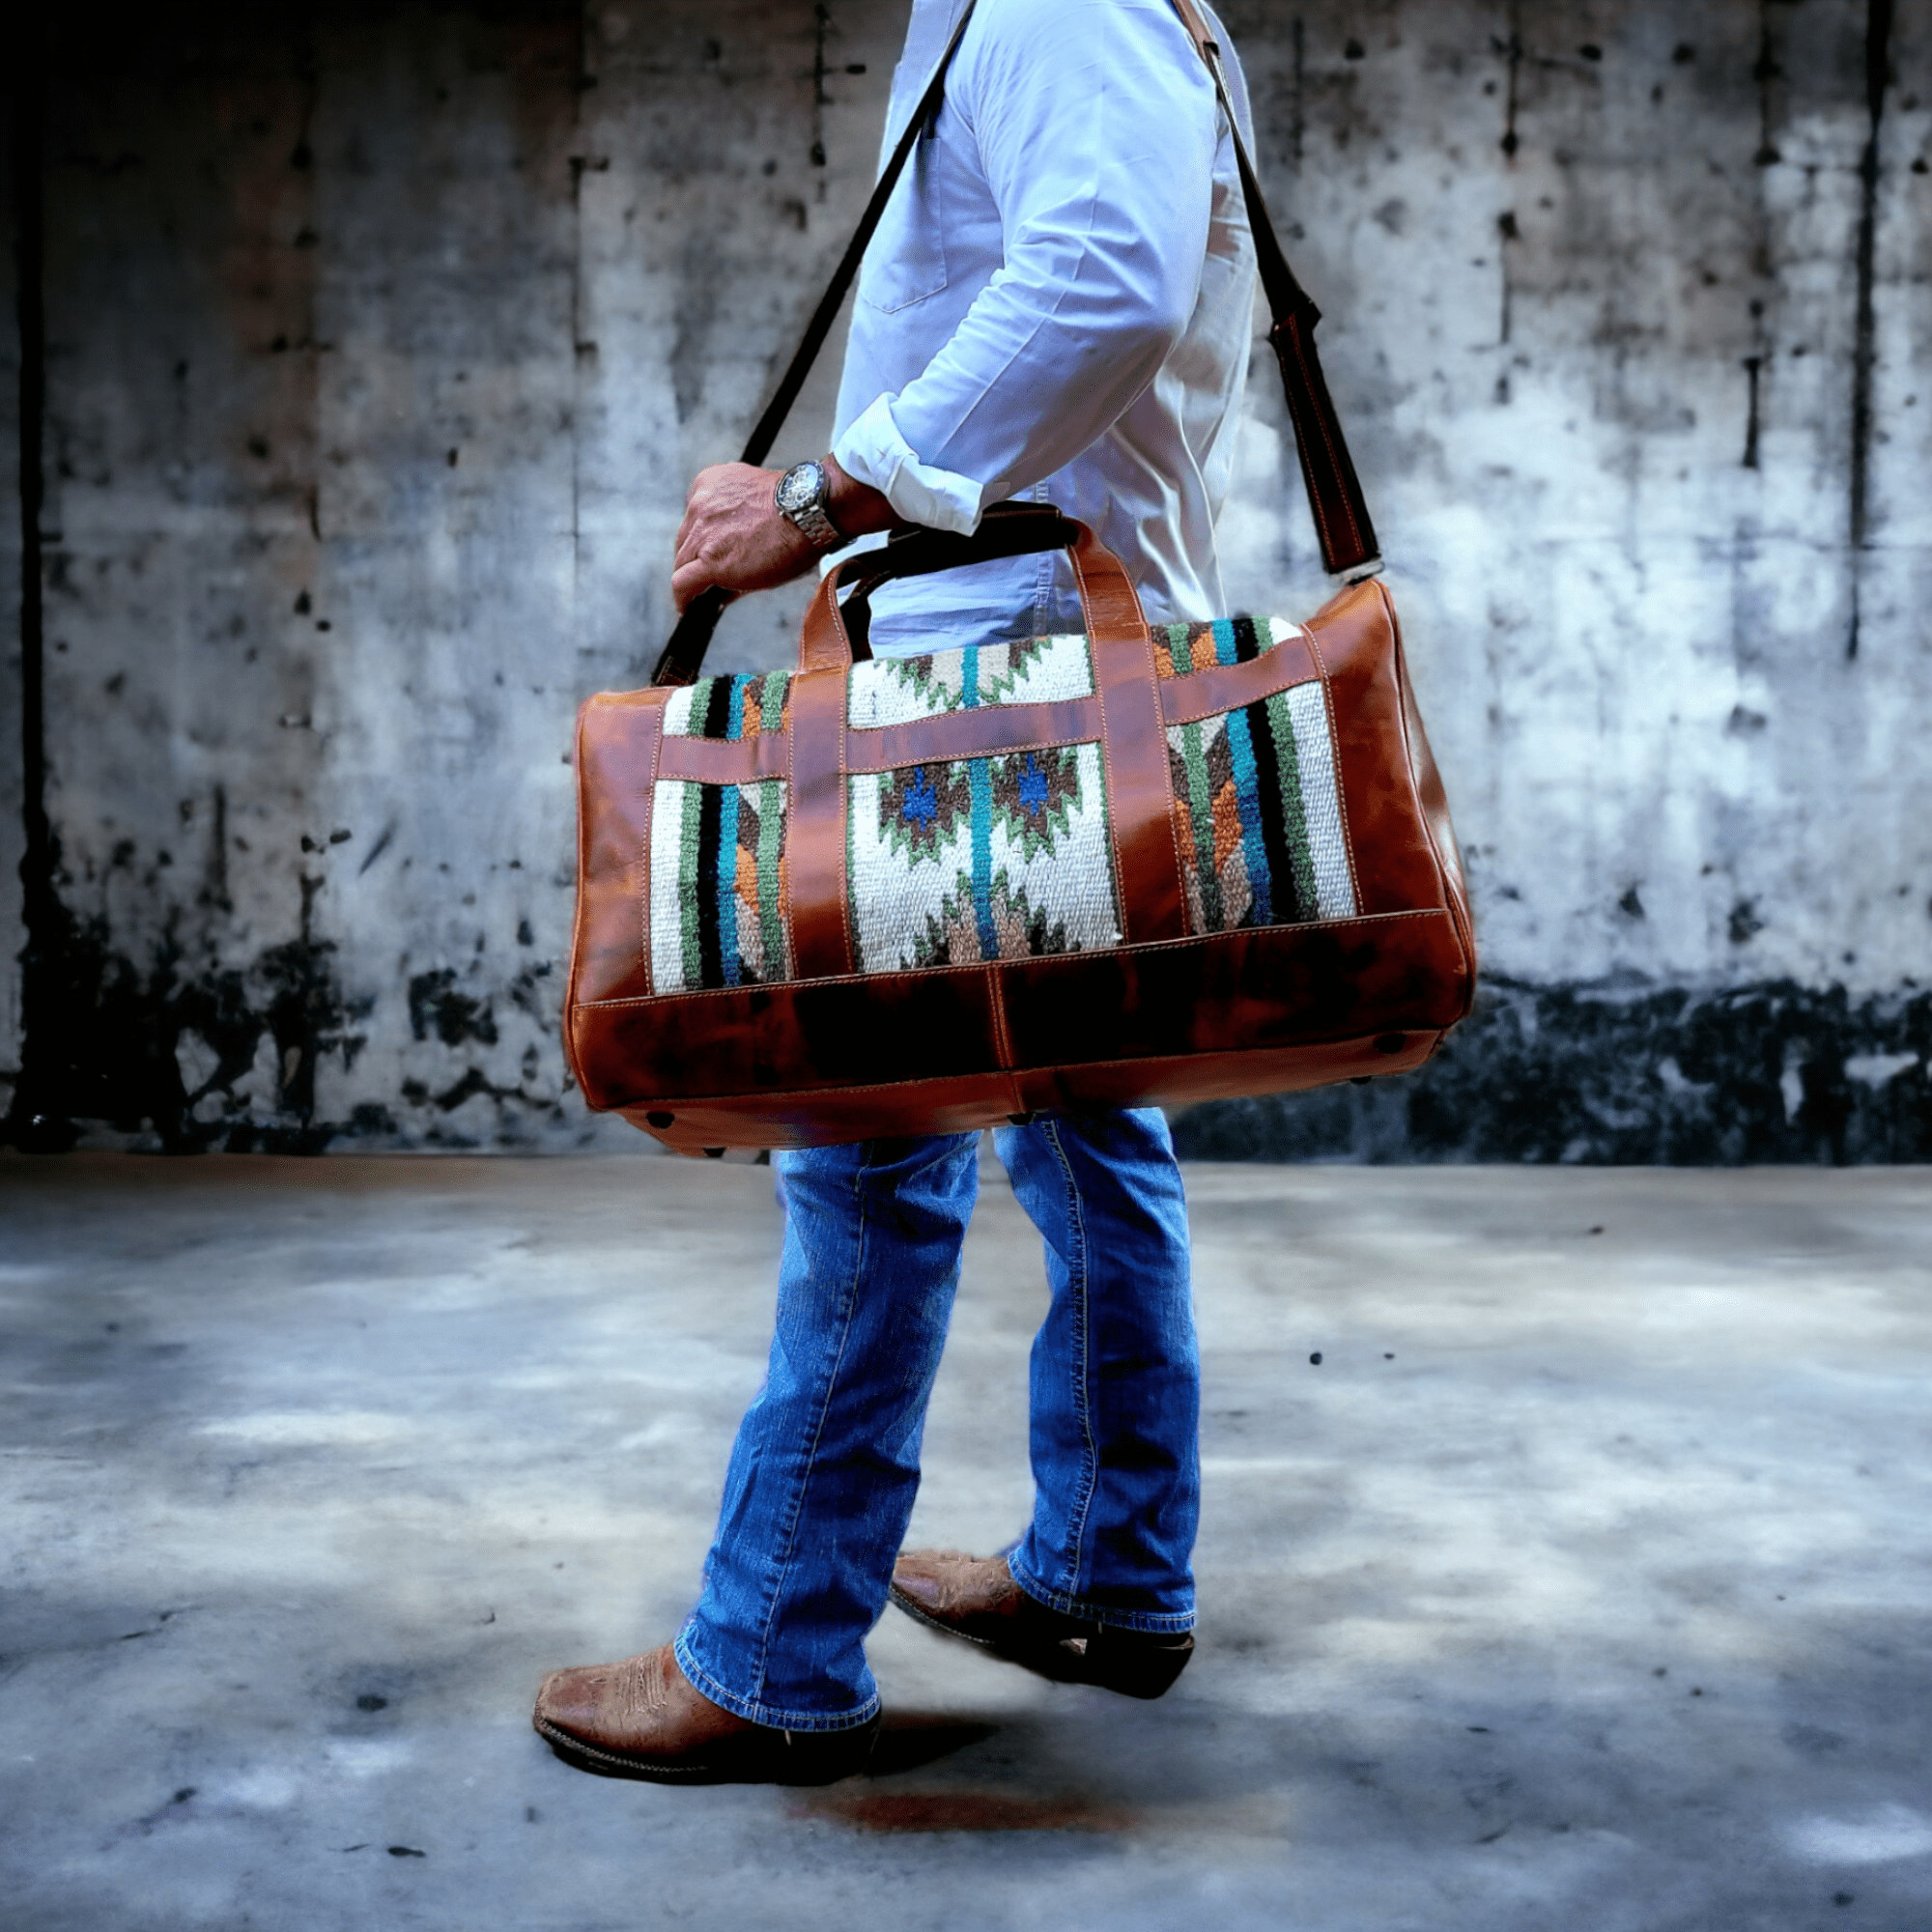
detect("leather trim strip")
[657,732,789,784]
[1155,629,1320,725]
[1075,534,1186,944]
[848,696,1104,771]
[652,649,1338,790]
[655,647,1337,785]
[784,667,855,980]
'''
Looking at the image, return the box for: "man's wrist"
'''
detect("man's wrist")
[823,453,900,539]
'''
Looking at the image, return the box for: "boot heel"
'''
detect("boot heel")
[1084,1629,1194,1700]
[773,1712,882,1785]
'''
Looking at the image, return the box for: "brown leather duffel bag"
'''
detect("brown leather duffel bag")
[562,1,1476,1154]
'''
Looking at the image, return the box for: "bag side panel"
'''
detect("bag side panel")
[1381,586,1478,1009]
[566,689,665,1108]
[570,910,1464,1121]
[571,965,1007,1110]
[999,911,1467,1071]
[617,1030,1447,1154]
[1305,580,1450,921]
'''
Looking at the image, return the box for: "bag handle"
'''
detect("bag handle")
[653,0,1378,689]
[798,505,1141,673]
[829,502,1087,658]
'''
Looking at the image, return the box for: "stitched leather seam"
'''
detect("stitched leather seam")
[1376,578,1475,1006]
[1156,650,1319,726]
[1377,581,1447,922]
[1071,541,1135,950]
[853,727,1092,765]
[561,705,595,1094]
[1071,538,1179,942]
[657,735,789,781]
[645,663,1332,781]
[784,679,804,980]
[837,684,855,974]
[785,671,856,980]
[616,1029,1446,1110]
[572,908,1456,1010]
[847,708,1106,768]
[1134,573,1191,936]
[652,660,1335,783]
[984,966,1027,1112]
[641,698,668,997]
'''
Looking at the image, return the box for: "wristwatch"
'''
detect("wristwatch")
[774,458,844,552]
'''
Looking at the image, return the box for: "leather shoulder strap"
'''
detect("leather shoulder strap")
[1166,0,1379,578]
[654,1,981,686]
[653,0,1377,688]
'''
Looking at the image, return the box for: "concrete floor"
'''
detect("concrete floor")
[1,1154,1928,1931]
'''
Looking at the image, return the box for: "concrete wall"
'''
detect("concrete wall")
[3,0,1928,1158]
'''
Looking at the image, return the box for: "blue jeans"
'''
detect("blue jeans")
[674,1108,1199,1730]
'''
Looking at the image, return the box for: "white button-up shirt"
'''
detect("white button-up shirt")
[831,0,1256,655]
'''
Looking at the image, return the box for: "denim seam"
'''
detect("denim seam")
[1000,1554,1196,1635]
[742,1156,870,1704]
[1040,1118,1100,1598]
[673,1630,882,1732]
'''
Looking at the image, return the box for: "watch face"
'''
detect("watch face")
[777,461,824,516]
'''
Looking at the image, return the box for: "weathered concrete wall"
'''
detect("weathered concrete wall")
[2,86,24,1101]
[3,1,1929,1157]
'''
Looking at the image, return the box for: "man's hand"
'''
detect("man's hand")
[671,456,899,612]
[671,464,817,613]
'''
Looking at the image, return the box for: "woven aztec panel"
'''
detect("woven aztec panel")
[663,668,791,739]
[846,634,1094,728]
[649,778,792,992]
[1167,677,1357,933]
[1152,613,1300,679]
[848,743,1120,972]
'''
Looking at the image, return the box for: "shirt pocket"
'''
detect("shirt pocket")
[858,131,950,314]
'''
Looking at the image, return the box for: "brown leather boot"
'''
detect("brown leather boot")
[532,1643,878,1784]
[890,1550,1194,1700]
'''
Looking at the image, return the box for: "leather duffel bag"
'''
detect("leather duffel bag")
[561,0,1476,1153]
[564,508,1474,1152]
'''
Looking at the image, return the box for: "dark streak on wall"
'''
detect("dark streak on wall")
[8,14,56,1149]
[4,890,571,1154]
[1845,0,1893,661]
[1175,980,1932,1167]
[1752,0,1782,167]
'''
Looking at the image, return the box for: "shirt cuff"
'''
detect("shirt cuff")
[832,393,984,536]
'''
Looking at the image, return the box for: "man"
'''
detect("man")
[534,0,1255,1784]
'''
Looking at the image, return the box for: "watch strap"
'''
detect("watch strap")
[776,462,842,551]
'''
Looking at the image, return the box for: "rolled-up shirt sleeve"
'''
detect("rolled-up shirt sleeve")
[832,0,1220,534]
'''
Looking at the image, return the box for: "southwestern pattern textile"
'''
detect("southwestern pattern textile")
[1154,613,1294,679]
[649,778,791,993]
[846,634,1094,727]
[847,743,1120,972]
[1167,683,1357,934]
[663,669,791,739]
[637,616,1370,992]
